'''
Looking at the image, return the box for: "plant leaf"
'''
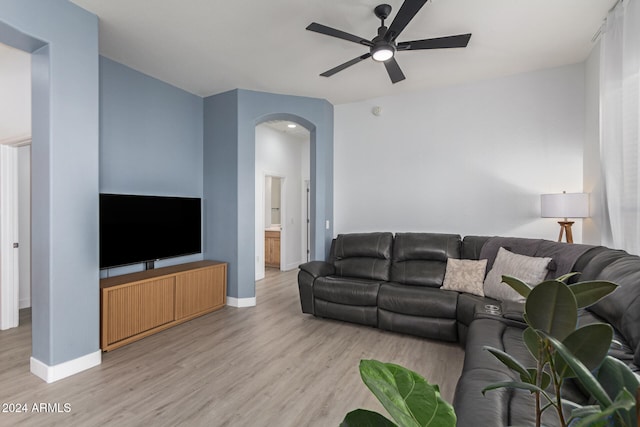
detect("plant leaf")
[483,346,533,382]
[596,355,640,427]
[481,381,555,403]
[501,275,532,298]
[557,272,580,283]
[341,409,397,427]
[359,360,456,427]
[554,324,613,379]
[527,368,551,390]
[561,399,585,411]
[570,388,637,427]
[539,332,613,408]
[568,280,618,308]
[568,405,602,423]
[526,280,577,341]
[597,356,640,396]
[523,327,542,362]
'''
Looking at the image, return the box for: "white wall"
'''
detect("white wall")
[0,43,30,142]
[255,124,310,280]
[334,64,586,241]
[18,145,30,308]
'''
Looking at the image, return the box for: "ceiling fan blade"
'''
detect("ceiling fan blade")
[320,53,372,77]
[384,57,406,84]
[397,33,472,51]
[307,23,374,47]
[384,0,428,42]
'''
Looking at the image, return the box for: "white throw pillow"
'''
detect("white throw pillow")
[442,258,487,297]
[483,247,552,303]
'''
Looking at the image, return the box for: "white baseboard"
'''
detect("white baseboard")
[19,298,30,309]
[226,296,256,308]
[283,261,302,271]
[31,350,101,383]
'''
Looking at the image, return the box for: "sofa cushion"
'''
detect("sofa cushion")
[378,309,458,342]
[533,240,595,278]
[314,300,378,327]
[314,276,381,306]
[577,248,629,281]
[453,369,513,427]
[480,237,543,272]
[378,283,458,319]
[390,232,461,287]
[483,247,551,303]
[588,254,640,350]
[461,235,491,260]
[333,232,393,281]
[455,318,533,427]
[461,318,531,373]
[442,258,487,297]
[479,237,594,281]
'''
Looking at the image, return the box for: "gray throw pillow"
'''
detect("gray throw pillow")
[483,247,551,303]
[442,258,487,297]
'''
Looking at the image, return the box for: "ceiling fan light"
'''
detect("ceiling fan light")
[372,45,394,62]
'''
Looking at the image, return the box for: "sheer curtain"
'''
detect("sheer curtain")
[600,0,640,255]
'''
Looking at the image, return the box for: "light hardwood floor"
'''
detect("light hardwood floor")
[0,269,464,427]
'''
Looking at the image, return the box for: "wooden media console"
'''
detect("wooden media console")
[100,260,227,351]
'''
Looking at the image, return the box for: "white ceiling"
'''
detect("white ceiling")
[69,0,616,104]
[262,120,311,139]
[0,0,617,141]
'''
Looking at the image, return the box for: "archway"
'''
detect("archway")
[203,89,333,307]
[254,117,311,281]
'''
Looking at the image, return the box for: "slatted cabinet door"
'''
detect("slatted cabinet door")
[103,277,176,347]
[175,264,227,320]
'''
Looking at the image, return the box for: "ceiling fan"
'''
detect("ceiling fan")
[306,0,472,84]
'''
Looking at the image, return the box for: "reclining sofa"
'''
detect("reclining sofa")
[297,232,640,426]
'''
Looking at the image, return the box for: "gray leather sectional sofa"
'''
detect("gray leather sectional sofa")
[297,232,640,426]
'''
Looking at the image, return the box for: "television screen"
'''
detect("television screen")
[100,193,202,269]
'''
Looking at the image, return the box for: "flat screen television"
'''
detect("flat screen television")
[100,193,202,269]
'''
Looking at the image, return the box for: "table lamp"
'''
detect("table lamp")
[540,191,589,243]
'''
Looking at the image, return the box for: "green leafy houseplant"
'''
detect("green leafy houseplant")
[341,359,456,427]
[482,274,639,427]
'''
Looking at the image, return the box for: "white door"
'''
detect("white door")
[304,179,310,262]
[0,145,19,330]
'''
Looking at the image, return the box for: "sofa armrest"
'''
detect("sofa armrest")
[501,300,525,323]
[298,261,334,316]
[299,261,335,279]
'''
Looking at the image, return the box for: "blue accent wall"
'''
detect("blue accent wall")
[204,89,333,300]
[99,56,204,197]
[99,57,205,275]
[0,0,100,366]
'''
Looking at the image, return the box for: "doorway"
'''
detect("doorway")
[304,179,311,263]
[254,120,310,281]
[264,175,283,270]
[0,42,32,331]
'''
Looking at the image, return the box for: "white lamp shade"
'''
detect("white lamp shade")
[540,193,590,219]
